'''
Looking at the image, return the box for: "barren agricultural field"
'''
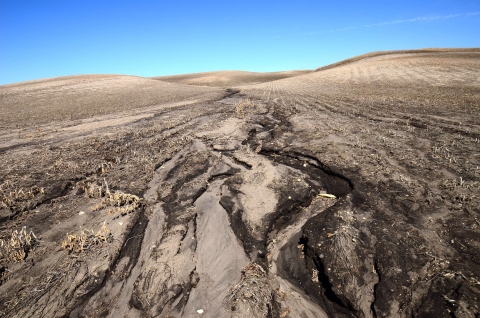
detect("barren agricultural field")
[0,49,479,318]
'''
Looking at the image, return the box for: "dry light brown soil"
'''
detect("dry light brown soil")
[0,49,479,318]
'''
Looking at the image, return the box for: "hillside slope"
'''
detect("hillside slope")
[0,75,224,129]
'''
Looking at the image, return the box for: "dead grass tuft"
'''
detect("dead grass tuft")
[0,227,38,263]
[82,181,141,215]
[0,182,44,211]
[61,223,112,253]
[235,98,256,119]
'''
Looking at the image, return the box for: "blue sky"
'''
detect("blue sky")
[1,0,479,85]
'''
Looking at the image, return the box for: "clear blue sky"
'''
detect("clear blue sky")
[1,0,479,85]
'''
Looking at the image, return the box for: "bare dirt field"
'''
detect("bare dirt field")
[0,49,479,318]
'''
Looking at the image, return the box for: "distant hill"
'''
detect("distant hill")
[153,70,311,87]
[314,47,480,72]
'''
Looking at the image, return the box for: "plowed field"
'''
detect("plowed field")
[1,49,479,318]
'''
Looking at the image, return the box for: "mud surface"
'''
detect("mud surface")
[1,50,479,317]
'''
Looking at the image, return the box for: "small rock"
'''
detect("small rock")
[197,309,204,314]
[319,254,325,258]
[79,211,85,215]
[119,222,123,226]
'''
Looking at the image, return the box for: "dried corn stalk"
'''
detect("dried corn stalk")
[82,181,141,215]
[0,183,44,210]
[61,223,112,253]
[0,227,38,263]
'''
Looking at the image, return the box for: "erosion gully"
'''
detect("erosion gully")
[1,91,378,318]
[67,92,371,318]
